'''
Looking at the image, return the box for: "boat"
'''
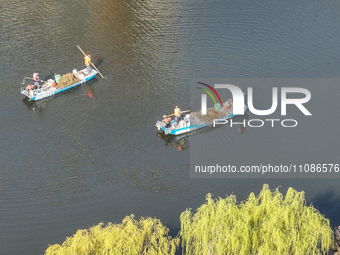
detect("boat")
[21,68,98,101]
[155,100,247,135]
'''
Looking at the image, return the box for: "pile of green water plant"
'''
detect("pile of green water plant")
[45,214,179,255]
[192,108,222,123]
[57,73,80,88]
[180,184,333,255]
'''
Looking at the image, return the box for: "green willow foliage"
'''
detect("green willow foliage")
[45,215,179,255]
[180,184,333,255]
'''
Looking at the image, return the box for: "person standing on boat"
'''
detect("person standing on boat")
[33,72,40,89]
[84,55,92,74]
[162,116,172,127]
[174,106,182,122]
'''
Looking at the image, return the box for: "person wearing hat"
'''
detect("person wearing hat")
[174,106,181,117]
[84,54,92,74]
[174,106,182,122]
[33,72,40,89]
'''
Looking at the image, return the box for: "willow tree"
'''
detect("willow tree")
[180,184,333,255]
[45,215,179,255]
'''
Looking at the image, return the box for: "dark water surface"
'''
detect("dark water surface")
[1,0,340,254]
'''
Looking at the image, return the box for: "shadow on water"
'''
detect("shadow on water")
[312,189,340,228]
[93,57,104,67]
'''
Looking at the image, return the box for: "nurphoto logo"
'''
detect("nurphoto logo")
[197,83,312,128]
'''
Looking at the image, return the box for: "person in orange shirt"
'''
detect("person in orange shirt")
[84,55,92,74]
[174,106,182,122]
[174,106,181,117]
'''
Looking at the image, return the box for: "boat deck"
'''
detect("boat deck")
[21,68,98,101]
[190,102,233,125]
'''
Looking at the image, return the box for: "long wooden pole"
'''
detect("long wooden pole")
[76,45,104,79]
[22,77,46,84]
[165,110,190,117]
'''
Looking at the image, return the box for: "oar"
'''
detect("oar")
[165,110,190,118]
[76,45,105,79]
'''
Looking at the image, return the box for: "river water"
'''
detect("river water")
[1,0,340,254]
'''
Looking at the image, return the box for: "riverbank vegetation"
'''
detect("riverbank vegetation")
[45,184,333,255]
[45,215,179,255]
[180,184,333,255]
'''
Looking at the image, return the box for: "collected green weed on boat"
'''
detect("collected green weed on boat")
[45,215,179,255]
[57,73,80,88]
[180,184,333,255]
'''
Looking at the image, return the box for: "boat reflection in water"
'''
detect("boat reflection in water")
[22,97,46,111]
[87,86,96,102]
[234,114,248,134]
[157,131,192,151]
[156,113,249,151]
